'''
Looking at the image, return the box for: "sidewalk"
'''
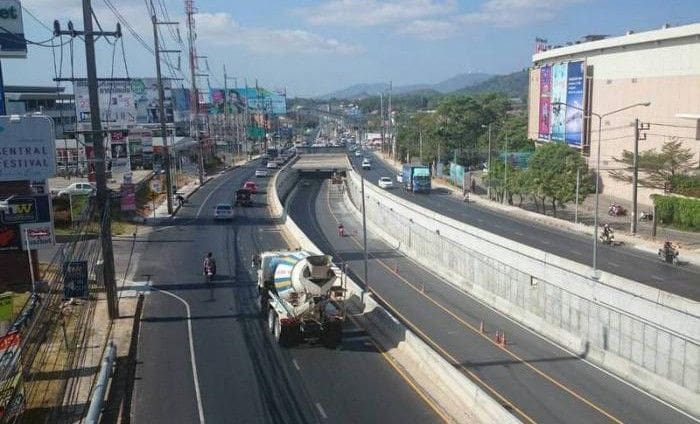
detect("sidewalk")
[373,151,700,262]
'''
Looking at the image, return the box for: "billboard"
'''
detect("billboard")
[0,0,27,58]
[172,88,191,122]
[565,61,585,147]
[538,65,551,140]
[74,78,175,128]
[0,116,56,181]
[63,261,89,298]
[209,88,286,115]
[550,63,567,142]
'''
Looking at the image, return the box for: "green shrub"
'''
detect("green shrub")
[652,194,700,231]
[671,174,700,198]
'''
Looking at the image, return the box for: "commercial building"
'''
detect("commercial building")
[3,85,76,138]
[528,23,700,207]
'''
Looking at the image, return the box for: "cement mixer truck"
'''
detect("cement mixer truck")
[256,250,346,347]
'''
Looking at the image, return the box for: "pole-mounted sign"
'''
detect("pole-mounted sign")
[0,0,27,58]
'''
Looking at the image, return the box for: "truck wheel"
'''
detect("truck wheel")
[258,290,269,316]
[268,309,276,335]
[322,320,343,349]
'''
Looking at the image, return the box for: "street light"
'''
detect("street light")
[553,101,650,278]
[481,123,492,198]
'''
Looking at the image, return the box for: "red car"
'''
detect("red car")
[242,181,258,194]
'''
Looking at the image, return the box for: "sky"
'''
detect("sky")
[3,0,700,97]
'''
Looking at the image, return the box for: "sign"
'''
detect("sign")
[538,65,551,140]
[0,194,51,224]
[0,225,20,251]
[120,183,136,211]
[63,261,88,298]
[20,222,55,250]
[550,63,568,142]
[0,59,5,115]
[0,331,24,418]
[149,179,162,194]
[565,61,585,147]
[0,293,12,321]
[0,0,27,58]
[0,116,56,181]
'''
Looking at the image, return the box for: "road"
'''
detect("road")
[287,176,698,424]
[353,153,700,301]
[129,162,442,423]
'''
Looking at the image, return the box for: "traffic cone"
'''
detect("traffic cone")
[500,332,507,347]
[479,321,484,333]
[494,331,500,344]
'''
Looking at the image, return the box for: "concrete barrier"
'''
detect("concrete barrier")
[343,169,700,416]
[269,163,521,424]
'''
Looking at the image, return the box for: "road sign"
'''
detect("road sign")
[20,222,55,250]
[63,261,88,298]
[0,116,56,181]
[0,0,27,58]
[150,179,162,194]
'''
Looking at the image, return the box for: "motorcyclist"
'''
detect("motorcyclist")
[175,193,185,207]
[203,252,217,279]
[601,224,614,243]
[338,223,345,237]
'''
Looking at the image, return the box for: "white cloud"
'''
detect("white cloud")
[457,0,583,28]
[195,12,364,55]
[301,0,457,27]
[396,19,459,40]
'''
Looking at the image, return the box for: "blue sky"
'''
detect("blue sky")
[4,0,700,97]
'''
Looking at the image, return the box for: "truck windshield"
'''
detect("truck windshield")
[413,168,430,179]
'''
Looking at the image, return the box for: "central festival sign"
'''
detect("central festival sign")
[0,116,57,181]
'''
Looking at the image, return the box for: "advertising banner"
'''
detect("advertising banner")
[550,63,568,142]
[565,61,585,147]
[538,66,551,140]
[20,222,55,250]
[120,183,136,212]
[0,194,51,225]
[213,88,286,115]
[0,225,20,251]
[63,261,89,298]
[0,116,57,181]
[0,0,27,58]
[172,88,191,122]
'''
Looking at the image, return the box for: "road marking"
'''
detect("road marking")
[153,288,206,424]
[514,231,524,236]
[609,262,620,268]
[651,275,664,281]
[315,402,328,420]
[572,250,583,255]
[541,240,551,245]
[324,184,624,424]
[292,358,301,371]
[196,177,233,218]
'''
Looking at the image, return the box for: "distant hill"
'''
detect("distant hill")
[320,72,492,99]
[456,69,529,99]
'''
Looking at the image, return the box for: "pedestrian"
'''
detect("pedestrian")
[471,178,476,193]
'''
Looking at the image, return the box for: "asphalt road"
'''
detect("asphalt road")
[129,162,442,423]
[352,153,700,301]
[287,176,698,424]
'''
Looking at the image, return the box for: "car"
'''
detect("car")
[255,168,269,178]
[54,182,95,197]
[361,159,371,170]
[242,181,259,194]
[378,177,393,189]
[214,203,234,220]
[275,158,285,167]
[266,161,279,169]
[396,173,404,183]
[234,189,253,207]
[354,150,362,157]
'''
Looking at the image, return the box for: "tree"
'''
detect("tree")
[527,142,593,216]
[609,138,697,189]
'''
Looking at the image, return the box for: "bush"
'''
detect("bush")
[671,174,700,198]
[652,194,700,231]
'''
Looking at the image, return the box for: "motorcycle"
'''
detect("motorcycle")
[338,225,345,237]
[608,203,627,216]
[639,210,653,222]
[600,231,615,245]
[658,244,680,265]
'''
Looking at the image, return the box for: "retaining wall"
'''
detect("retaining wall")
[344,169,700,416]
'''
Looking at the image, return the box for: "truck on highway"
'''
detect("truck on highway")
[401,164,431,193]
[256,250,346,347]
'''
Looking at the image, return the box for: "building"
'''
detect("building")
[3,85,76,139]
[528,23,700,207]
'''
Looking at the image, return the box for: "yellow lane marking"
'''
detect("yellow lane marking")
[325,182,625,424]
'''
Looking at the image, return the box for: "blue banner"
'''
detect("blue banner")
[550,63,567,142]
[565,61,585,147]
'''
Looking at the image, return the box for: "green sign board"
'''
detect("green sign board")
[247,126,265,139]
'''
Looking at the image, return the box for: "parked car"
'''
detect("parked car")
[255,168,269,178]
[243,181,259,194]
[53,182,95,197]
[378,177,393,189]
[266,161,279,169]
[361,159,371,170]
[214,203,234,220]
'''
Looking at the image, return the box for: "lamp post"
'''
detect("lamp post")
[481,123,492,199]
[553,101,650,278]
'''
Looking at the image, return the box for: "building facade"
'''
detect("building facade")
[528,23,700,207]
[3,85,76,139]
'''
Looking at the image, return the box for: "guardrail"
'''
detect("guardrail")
[85,341,116,424]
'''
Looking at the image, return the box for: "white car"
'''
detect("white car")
[354,150,362,157]
[378,177,393,189]
[266,161,279,169]
[255,168,269,178]
[214,203,234,220]
[362,159,371,170]
[54,182,95,197]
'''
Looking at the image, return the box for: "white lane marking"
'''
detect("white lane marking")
[572,250,583,255]
[541,240,551,245]
[292,358,301,371]
[315,402,328,420]
[651,275,664,281]
[609,262,620,268]
[196,178,233,218]
[514,231,524,236]
[154,288,206,424]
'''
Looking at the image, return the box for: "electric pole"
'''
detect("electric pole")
[631,119,649,234]
[223,66,240,159]
[151,0,179,214]
[81,0,119,318]
[388,81,394,160]
[380,92,385,154]
[185,0,204,184]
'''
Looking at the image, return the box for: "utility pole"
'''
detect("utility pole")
[151,0,179,214]
[419,129,423,163]
[503,132,508,205]
[360,172,369,294]
[80,0,120,318]
[388,81,394,160]
[223,67,240,159]
[631,119,649,234]
[185,0,204,184]
[380,93,385,154]
[575,167,580,224]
